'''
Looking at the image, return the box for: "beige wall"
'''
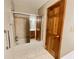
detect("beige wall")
[38,0,74,57]
[4,0,15,48]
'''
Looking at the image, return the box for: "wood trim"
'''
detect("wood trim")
[55,0,66,59]
[36,16,42,41]
[59,0,66,59]
[48,1,61,10]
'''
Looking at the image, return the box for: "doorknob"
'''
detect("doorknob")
[55,35,60,38]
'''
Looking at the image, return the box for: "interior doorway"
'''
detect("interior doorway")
[30,15,42,41]
[14,14,30,45]
[45,1,65,59]
[14,13,42,45]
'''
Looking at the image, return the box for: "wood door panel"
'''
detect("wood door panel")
[47,18,54,32]
[53,17,59,34]
[54,7,60,14]
[46,35,52,49]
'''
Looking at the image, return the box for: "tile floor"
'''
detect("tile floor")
[5,40,54,59]
[5,39,74,59]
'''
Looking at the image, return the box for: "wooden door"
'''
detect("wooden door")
[14,15,30,45]
[36,16,42,40]
[46,1,65,59]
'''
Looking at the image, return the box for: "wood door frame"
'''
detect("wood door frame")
[36,16,42,41]
[45,0,66,59]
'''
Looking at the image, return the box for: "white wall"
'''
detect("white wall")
[4,0,15,48]
[4,0,11,30]
[38,0,74,57]
[60,0,74,56]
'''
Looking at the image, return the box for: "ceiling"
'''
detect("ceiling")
[13,0,50,14]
